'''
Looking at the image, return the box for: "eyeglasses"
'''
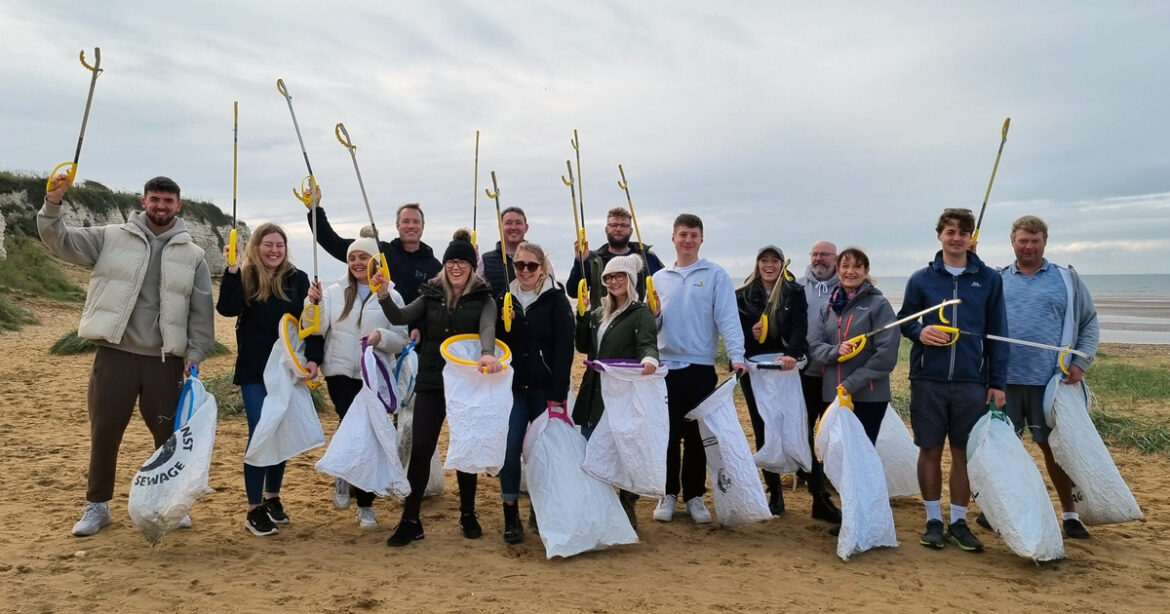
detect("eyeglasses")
[513,260,541,272]
[606,222,631,229]
[444,259,471,269]
[602,273,627,283]
[810,251,836,259]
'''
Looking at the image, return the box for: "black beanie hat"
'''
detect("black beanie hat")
[443,239,477,264]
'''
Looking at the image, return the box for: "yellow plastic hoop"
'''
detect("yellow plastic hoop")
[280,313,322,388]
[439,333,512,370]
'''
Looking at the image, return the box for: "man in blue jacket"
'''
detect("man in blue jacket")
[991,215,1098,539]
[899,208,1008,553]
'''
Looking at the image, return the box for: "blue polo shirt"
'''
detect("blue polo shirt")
[1002,260,1067,385]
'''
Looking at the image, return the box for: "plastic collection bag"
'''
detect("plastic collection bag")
[685,377,772,527]
[128,371,217,545]
[315,345,410,498]
[1043,374,1144,525]
[746,355,812,474]
[394,344,445,497]
[814,394,898,561]
[874,406,920,498]
[243,316,325,466]
[580,360,670,497]
[967,408,1065,562]
[441,334,514,475]
[523,403,638,558]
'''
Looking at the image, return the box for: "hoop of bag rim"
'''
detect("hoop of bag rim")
[439,333,512,369]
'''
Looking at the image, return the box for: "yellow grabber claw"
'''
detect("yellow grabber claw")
[79,49,102,73]
[836,385,854,410]
[47,48,103,192]
[227,228,238,267]
[281,314,322,388]
[335,123,354,149]
[1002,117,1012,139]
[276,78,289,98]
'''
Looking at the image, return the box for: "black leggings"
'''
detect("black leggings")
[799,372,829,494]
[325,375,376,508]
[740,372,780,495]
[403,390,477,520]
[850,400,887,446]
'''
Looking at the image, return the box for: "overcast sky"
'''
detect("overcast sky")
[3,1,1168,282]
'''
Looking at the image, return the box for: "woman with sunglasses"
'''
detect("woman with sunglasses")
[493,242,574,543]
[373,239,502,547]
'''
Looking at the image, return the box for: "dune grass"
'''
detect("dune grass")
[49,329,232,357]
[0,294,37,330]
[0,234,86,302]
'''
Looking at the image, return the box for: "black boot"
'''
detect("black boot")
[811,491,842,524]
[502,503,523,544]
[529,507,540,535]
[619,491,639,530]
[460,511,482,539]
[768,488,786,517]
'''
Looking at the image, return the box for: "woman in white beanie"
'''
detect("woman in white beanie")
[314,237,411,528]
[573,254,659,528]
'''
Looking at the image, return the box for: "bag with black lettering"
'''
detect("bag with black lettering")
[128,369,217,545]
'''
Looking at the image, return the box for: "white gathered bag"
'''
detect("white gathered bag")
[580,360,670,497]
[394,344,445,497]
[968,409,1065,562]
[523,404,638,558]
[814,394,898,561]
[746,355,811,474]
[441,335,513,475]
[315,345,410,498]
[243,316,325,467]
[874,406,920,498]
[128,372,217,545]
[1043,374,1144,525]
[685,377,772,527]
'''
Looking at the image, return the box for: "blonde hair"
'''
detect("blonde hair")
[241,223,294,304]
[514,241,549,289]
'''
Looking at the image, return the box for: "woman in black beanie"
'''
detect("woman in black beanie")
[374,239,502,547]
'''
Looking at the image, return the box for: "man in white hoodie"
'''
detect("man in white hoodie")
[649,214,746,523]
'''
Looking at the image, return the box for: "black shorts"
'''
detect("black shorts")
[1005,384,1050,443]
[908,380,988,449]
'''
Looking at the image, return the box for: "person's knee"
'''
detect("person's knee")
[919,446,944,463]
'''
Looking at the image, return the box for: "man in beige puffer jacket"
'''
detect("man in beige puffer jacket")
[39,174,215,538]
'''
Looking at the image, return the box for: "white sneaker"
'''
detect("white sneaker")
[177,514,193,529]
[333,478,351,510]
[653,494,678,522]
[685,497,712,524]
[72,502,112,537]
[357,506,378,529]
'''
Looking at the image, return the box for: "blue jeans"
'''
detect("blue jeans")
[499,388,550,502]
[242,383,286,506]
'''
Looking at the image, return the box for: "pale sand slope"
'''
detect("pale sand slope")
[1,291,1168,614]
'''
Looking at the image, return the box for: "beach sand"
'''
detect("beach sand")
[2,274,1168,613]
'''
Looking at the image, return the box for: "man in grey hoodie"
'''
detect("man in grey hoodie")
[797,239,842,523]
[39,174,215,538]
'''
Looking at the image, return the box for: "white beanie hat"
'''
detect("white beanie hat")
[347,237,380,259]
[602,254,641,280]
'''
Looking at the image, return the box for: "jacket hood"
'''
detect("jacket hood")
[128,210,191,243]
[929,249,988,275]
[390,237,436,259]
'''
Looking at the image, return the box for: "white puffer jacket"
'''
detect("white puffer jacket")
[317,277,409,379]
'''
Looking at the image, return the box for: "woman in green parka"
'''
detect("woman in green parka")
[573,255,659,528]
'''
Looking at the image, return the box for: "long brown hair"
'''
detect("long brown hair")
[241,223,294,304]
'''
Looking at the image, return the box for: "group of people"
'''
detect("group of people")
[40,171,1099,557]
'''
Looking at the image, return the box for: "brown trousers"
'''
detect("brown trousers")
[86,346,184,502]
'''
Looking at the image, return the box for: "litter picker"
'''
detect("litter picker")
[933,326,1089,375]
[838,299,961,362]
[276,78,321,337]
[562,160,589,315]
[334,122,391,290]
[47,48,103,191]
[228,101,239,267]
[485,171,515,331]
[616,164,658,313]
[972,117,1011,248]
[472,130,480,249]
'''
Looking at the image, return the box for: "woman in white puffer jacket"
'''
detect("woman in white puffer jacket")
[314,238,410,528]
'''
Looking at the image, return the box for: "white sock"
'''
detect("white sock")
[1063,511,1079,521]
[924,500,943,522]
[950,504,967,523]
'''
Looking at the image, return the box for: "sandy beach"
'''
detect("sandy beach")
[1,270,1167,614]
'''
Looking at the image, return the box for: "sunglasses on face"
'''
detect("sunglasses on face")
[513,260,541,272]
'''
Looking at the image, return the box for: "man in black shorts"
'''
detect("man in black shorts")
[899,208,1008,552]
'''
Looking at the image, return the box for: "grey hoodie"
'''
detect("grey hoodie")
[798,265,840,371]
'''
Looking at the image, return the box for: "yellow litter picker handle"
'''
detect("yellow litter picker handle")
[227,229,238,266]
[502,292,515,332]
[758,315,769,345]
[646,276,657,314]
[47,49,103,192]
[47,161,78,192]
[365,253,391,292]
[299,303,321,339]
[294,175,318,207]
[837,334,869,362]
[934,325,962,347]
[577,280,588,316]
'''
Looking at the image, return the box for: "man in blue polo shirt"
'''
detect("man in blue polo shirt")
[989,215,1099,539]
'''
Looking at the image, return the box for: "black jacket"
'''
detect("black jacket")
[378,277,496,393]
[566,242,665,306]
[497,282,574,402]
[307,206,440,303]
[736,277,808,360]
[479,241,515,298]
[216,267,324,385]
